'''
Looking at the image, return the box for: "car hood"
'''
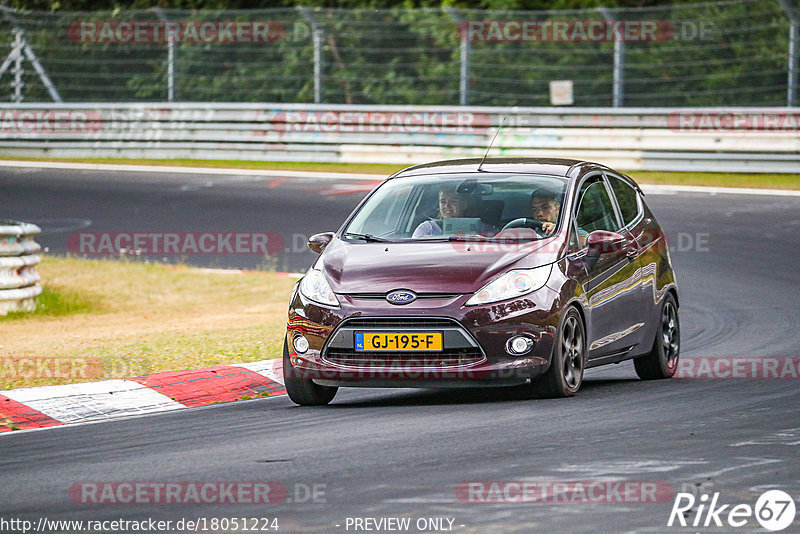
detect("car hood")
[318,236,565,294]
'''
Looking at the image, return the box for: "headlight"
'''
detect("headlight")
[299,269,339,307]
[465,264,552,306]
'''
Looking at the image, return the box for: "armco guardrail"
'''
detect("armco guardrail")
[0,103,798,172]
[0,221,43,315]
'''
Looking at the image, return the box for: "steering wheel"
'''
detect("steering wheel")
[501,218,545,233]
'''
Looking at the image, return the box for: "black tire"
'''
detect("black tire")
[283,341,338,406]
[634,293,680,380]
[530,307,586,398]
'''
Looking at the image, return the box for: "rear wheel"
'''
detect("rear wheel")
[634,293,680,380]
[530,307,585,398]
[283,341,338,406]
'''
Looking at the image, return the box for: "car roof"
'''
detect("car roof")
[392,157,586,179]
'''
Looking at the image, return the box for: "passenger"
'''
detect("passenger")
[412,188,469,238]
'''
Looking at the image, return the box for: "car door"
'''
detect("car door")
[604,171,652,349]
[573,175,644,361]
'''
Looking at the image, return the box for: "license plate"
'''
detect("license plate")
[355,332,443,352]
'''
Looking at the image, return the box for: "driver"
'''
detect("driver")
[530,190,561,236]
[531,189,589,246]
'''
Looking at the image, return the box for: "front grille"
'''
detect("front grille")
[339,317,459,329]
[324,348,484,369]
[345,293,460,300]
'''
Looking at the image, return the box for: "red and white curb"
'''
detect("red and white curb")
[0,359,285,433]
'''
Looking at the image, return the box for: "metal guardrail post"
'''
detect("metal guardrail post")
[0,220,42,315]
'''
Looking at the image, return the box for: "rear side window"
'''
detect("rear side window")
[608,175,640,226]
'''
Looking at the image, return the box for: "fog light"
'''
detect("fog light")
[507,335,534,355]
[293,334,310,354]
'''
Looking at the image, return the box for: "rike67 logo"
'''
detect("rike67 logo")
[668,490,796,531]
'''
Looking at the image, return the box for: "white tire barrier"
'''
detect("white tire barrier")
[0,221,43,315]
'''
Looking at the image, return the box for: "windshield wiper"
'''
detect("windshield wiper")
[448,235,491,242]
[344,232,391,243]
[448,235,538,242]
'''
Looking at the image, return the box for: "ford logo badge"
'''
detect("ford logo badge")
[386,290,417,305]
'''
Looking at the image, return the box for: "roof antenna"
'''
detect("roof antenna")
[477,115,508,172]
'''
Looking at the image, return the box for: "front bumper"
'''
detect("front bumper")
[285,287,561,387]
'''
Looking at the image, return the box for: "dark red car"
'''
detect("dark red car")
[283,158,680,405]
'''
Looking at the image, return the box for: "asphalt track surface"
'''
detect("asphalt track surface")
[1,167,799,533]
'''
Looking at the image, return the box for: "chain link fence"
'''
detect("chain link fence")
[0,0,797,106]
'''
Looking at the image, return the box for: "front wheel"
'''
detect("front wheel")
[283,341,338,405]
[530,307,586,398]
[634,293,680,380]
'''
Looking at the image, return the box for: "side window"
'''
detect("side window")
[576,180,620,234]
[608,175,640,227]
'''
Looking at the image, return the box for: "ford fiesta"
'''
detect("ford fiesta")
[283,158,680,405]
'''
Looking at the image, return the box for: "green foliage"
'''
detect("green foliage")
[0,286,95,321]
[1,0,794,106]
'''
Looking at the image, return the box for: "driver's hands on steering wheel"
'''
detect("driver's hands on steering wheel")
[541,221,556,235]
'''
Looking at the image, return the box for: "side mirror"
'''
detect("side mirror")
[307,232,335,254]
[585,230,625,269]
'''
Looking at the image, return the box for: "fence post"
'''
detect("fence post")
[298,7,323,104]
[599,8,624,107]
[12,29,23,103]
[0,5,62,102]
[313,28,323,104]
[778,0,798,106]
[445,8,469,106]
[168,29,175,102]
[152,8,176,102]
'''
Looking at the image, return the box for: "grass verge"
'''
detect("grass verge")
[0,256,296,390]
[0,156,403,176]
[2,156,799,190]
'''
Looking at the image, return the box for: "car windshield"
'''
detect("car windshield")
[343,173,569,242]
